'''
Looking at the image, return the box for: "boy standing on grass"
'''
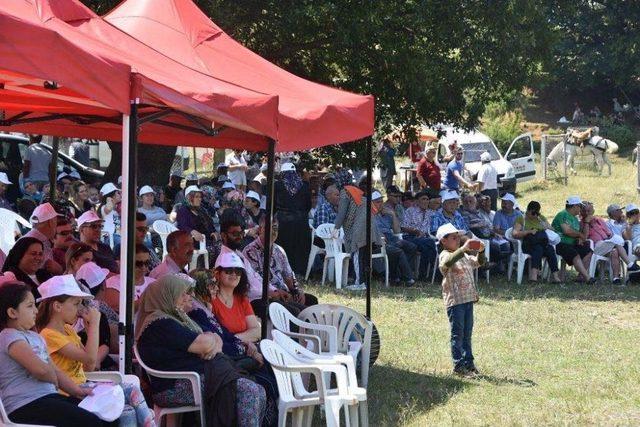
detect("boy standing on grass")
[437,223,486,377]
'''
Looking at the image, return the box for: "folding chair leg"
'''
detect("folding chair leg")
[384,256,389,288]
[305,247,318,280]
[517,259,526,285]
[335,258,344,289]
[321,258,328,286]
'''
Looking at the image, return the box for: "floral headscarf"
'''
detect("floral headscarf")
[282,170,303,196]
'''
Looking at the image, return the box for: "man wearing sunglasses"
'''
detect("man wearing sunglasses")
[77,210,118,273]
[52,218,76,268]
[113,212,161,271]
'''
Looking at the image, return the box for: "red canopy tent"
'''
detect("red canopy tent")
[104,0,375,151]
[1,0,280,150]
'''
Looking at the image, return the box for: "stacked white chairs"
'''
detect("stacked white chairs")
[315,224,351,289]
[298,304,373,389]
[134,345,205,427]
[269,303,338,353]
[260,339,359,427]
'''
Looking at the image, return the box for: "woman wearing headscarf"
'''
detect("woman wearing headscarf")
[273,163,311,274]
[135,274,266,427]
[188,270,278,426]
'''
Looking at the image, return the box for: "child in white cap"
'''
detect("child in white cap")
[437,223,486,377]
[36,275,155,426]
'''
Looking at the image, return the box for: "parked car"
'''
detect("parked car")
[0,133,105,190]
[436,126,536,194]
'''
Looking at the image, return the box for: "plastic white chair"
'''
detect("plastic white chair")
[260,339,358,427]
[269,303,338,353]
[587,239,612,281]
[133,345,205,427]
[305,223,325,280]
[189,238,209,271]
[0,208,32,255]
[152,220,178,260]
[298,304,374,389]
[315,224,351,289]
[371,239,389,288]
[272,330,368,427]
[505,227,531,285]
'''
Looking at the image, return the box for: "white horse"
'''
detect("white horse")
[546,136,617,175]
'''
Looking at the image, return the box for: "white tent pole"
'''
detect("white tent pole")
[118,113,130,375]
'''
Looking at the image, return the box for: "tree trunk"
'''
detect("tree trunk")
[104,142,177,187]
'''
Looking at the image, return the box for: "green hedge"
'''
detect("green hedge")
[481,109,524,152]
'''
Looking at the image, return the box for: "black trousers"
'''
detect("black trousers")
[9,393,113,427]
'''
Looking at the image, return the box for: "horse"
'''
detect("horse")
[546,136,617,175]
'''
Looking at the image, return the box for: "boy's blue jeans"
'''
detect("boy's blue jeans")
[446,302,474,370]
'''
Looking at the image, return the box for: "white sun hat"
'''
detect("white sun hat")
[280,162,296,172]
[245,191,261,202]
[501,193,517,204]
[436,223,464,241]
[0,172,11,185]
[222,181,236,190]
[184,185,201,197]
[100,182,118,196]
[441,190,460,202]
[75,262,109,290]
[566,195,583,206]
[371,191,383,201]
[37,274,93,303]
[138,185,155,196]
[214,252,245,270]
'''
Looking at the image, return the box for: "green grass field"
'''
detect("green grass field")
[306,154,640,425]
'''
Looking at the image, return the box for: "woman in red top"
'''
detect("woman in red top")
[212,252,261,343]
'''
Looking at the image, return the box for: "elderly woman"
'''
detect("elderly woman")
[138,185,168,225]
[1,237,51,298]
[176,185,217,264]
[274,163,311,274]
[188,269,278,425]
[512,201,560,283]
[580,201,636,284]
[136,274,266,426]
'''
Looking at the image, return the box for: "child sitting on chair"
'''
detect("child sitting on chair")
[437,223,486,377]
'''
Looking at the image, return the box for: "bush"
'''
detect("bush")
[600,123,636,152]
[481,109,524,152]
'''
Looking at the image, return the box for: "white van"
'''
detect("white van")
[436,126,536,194]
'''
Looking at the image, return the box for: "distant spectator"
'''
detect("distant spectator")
[77,210,118,273]
[0,172,15,211]
[21,179,42,205]
[492,193,522,238]
[551,196,594,283]
[87,185,100,206]
[623,204,640,258]
[476,152,498,210]
[137,186,168,225]
[274,163,311,275]
[379,138,397,189]
[163,172,183,213]
[572,103,584,125]
[52,218,75,269]
[69,139,90,166]
[383,185,406,223]
[113,212,161,271]
[416,142,441,191]
[22,203,63,275]
[176,186,217,265]
[226,149,248,192]
[605,204,627,237]
[444,147,474,191]
[68,181,92,217]
[402,190,438,278]
[402,192,415,209]
[22,135,51,190]
[97,182,121,247]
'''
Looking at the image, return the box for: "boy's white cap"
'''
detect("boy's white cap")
[214,252,245,270]
[436,223,463,241]
[0,172,12,185]
[77,210,102,228]
[184,185,201,197]
[37,274,93,303]
[626,203,639,212]
[222,181,236,190]
[441,190,460,202]
[281,162,296,172]
[566,195,583,206]
[138,185,155,196]
[245,191,261,202]
[371,191,383,201]
[30,203,58,225]
[75,262,109,290]
[100,182,118,195]
[480,152,491,162]
[501,193,517,204]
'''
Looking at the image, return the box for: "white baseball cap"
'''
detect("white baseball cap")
[184,185,201,197]
[566,195,582,206]
[214,252,245,270]
[37,274,93,303]
[245,191,261,202]
[626,203,639,213]
[77,210,102,228]
[501,193,517,204]
[480,152,492,162]
[75,262,109,290]
[371,191,383,201]
[281,162,296,172]
[436,223,464,241]
[222,181,236,190]
[138,185,155,196]
[0,172,12,185]
[30,203,58,225]
[441,190,460,202]
[100,182,118,196]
